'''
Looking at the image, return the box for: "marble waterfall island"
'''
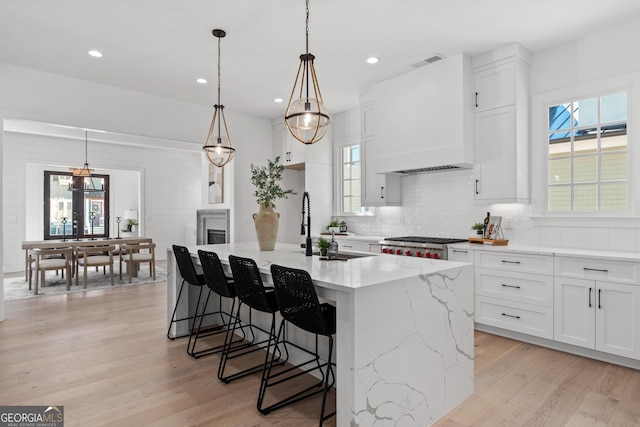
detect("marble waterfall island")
[166,242,474,426]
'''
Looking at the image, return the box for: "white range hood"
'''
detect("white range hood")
[373,53,474,175]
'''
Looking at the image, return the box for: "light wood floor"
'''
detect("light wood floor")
[2,275,640,427]
[0,273,335,427]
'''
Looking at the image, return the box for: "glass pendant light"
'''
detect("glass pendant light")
[203,29,235,167]
[284,0,329,145]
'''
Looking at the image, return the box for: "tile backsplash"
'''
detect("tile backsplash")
[338,169,640,252]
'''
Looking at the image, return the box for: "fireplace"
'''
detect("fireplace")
[196,209,230,245]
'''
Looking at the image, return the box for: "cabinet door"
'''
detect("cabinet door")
[474,62,515,112]
[554,277,595,349]
[448,247,473,263]
[474,106,517,202]
[361,137,401,206]
[596,281,640,360]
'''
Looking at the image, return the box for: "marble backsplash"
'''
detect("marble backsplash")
[337,169,640,252]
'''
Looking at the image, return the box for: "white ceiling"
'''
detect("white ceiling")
[2,0,640,120]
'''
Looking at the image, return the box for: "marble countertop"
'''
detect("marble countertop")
[450,242,640,262]
[187,242,470,293]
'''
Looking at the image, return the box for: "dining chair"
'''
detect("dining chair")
[76,245,116,288]
[119,241,156,283]
[31,247,74,295]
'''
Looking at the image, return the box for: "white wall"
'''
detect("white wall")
[0,62,272,321]
[341,18,640,251]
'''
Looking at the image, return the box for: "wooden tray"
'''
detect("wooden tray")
[468,237,509,246]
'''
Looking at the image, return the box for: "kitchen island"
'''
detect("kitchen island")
[167,242,474,426]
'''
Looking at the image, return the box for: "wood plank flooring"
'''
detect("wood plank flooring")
[0,275,335,427]
[2,273,640,426]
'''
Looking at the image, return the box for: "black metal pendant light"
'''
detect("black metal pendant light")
[69,131,103,193]
[203,29,235,167]
[284,0,329,145]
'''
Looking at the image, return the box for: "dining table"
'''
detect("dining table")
[21,236,152,281]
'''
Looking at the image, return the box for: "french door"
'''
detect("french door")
[44,171,110,239]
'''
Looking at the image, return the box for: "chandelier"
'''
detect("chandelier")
[69,131,103,193]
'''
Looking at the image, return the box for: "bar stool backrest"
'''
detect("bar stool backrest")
[229,255,276,313]
[270,264,332,336]
[172,245,204,286]
[197,250,235,298]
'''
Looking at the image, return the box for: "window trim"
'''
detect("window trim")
[333,138,374,217]
[531,74,639,220]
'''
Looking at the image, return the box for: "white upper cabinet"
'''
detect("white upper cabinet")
[359,98,401,206]
[373,53,474,174]
[272,122,332,168]
[474,62,516,112]
[472,43,531,204]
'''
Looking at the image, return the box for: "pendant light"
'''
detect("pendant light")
[284,0,329,145]
[69,131,103,193]
[203,29,235,168]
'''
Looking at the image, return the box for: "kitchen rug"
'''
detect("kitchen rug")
[3,266,166,301]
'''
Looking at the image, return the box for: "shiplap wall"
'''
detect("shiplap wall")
[3,130,201,272]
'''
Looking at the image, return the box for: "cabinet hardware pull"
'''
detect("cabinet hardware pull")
[452,250,468,253]
[583,267,608,273]
[475,92,478,108]
[475,179,479,195]
[380,186,384,199]
[588,287,592,308]
[501,284,521,289]
[501,260,521,264]
[501,313,520,319]
[598,288,602,309]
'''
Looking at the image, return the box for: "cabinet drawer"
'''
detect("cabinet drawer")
[475,296,554,339]
[474,251,553,275]
[555,256,640,285]
[448,247,474,263]
[475,268,553,307]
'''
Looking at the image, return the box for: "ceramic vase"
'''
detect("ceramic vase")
[253,202,279,251]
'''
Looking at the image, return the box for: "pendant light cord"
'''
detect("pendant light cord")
[217,34,222,140]
[304,0,310,100]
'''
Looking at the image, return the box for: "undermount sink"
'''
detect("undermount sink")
[296,250,377,260]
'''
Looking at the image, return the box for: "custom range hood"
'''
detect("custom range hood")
[373,53,474,175]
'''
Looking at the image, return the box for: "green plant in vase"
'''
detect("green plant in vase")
[472,222,485,236]
[250,156,296,251]
[317,237,329,256]
[326,219,340,233]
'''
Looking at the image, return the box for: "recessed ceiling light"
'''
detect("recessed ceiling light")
[274,98,283,103]
[366,57,379,64]
[88,50,103,58]
[196,78,207,84]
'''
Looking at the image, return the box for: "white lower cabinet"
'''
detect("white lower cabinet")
[554,276,640,360]
[474,250,554,339]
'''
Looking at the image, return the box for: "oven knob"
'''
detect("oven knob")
[425,252,432,258]
[416,251,422,257]
[433,253,439,259]
[396,249,402,255]
[382,248,387,254]
[405,250,412,256]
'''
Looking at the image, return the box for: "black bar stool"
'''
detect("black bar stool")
[188,250,241,359]
[262,264,336,426]
[218,255,286,384]
[167,245,207,340]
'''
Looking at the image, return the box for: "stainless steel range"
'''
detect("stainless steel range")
[381,236,468,259]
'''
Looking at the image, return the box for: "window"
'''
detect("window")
[547,92,628,213]
[44,171,110,239]
[340,144,361,214]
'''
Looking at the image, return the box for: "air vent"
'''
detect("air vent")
[411,54,445,68]
[395,165,466,174]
